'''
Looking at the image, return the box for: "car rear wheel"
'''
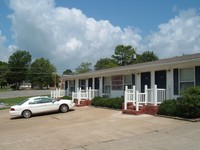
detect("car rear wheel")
[59,104,69,113]
[22,110,32,118]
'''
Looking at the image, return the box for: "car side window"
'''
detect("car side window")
[39,98,53,104]
[29,99,40,105]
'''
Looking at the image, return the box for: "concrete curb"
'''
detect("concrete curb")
[155,114,200,122]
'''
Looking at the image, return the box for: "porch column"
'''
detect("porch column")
[75,79,79,92]
[67,81,70,95]
[167,69,173,99]
[151,71,155,88]
[135,73,141,92]
[92,77,95,89]
[99,77,103,97]
[91,77,95,98]
[86,79,89,89]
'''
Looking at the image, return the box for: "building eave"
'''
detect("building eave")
[62,53,200,80]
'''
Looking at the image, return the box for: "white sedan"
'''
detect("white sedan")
[10,96,75,118]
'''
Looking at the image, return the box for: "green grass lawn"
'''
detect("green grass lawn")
[0,88,12,92]
[0,96,30,107]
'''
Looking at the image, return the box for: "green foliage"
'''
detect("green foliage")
[94,58,118,70]
[0,96,31,106]
[0,61,8,88]
[61,95,72,100]
[75,62,92,74]
[157,99,177,116]
[158,86,200,119]
[112,45,136,66]
[63,69,74,75]
[136,51,159,63]
[91,96,123,109]
[28,58,56,89]
[6,50,32,89]
[176,86,200,118]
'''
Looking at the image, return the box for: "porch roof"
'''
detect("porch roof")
[63,53,200,80]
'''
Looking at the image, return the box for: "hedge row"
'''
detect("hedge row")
[60,95,72,100]
[91,96,123,109]
[157,86,200,119]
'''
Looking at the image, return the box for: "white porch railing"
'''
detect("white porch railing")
[72,87,99,104]
[124,86,136,110]
[51,88,66,98]
[124,85,166,111]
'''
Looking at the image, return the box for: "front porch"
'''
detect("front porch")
[51,84,166,115]
[122,84,166,115]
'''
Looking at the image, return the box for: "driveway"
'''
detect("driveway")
[0,107,199,150]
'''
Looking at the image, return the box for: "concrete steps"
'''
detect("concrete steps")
[122,102,159,115]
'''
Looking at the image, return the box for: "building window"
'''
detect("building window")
[112,75,123,90]
[124,75,132,89]
[69,80,75,92]
[180,68,194,90]
[104,77,111,94]
[80,80,86,90]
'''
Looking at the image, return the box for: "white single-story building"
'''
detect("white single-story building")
[62,53,200,100]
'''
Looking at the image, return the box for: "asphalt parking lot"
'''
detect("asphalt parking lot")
[0,106,200,150]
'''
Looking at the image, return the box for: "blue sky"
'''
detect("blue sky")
[0,0,200,72]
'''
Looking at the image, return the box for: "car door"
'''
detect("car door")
[28,98,47,114]
[40,97,59,112]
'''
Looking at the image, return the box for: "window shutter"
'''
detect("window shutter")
[173,69,179,95]
[132,74,135,85]
[195,66,200,86]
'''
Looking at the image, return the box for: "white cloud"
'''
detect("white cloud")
[7,0,200,73]
[0,30,16,61]
[8,0,142,72]
[146,8,200,58]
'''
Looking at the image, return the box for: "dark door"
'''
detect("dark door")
[88,78,93,88]
[155,70,167,89]
[95,78,99,89]
[141,72,151,92]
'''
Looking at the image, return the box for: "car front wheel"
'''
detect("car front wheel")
[22,110,32,118]
[59,104,69,113]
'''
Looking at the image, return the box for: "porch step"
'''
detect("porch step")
[74,99,91,107]
[122,103,159,115]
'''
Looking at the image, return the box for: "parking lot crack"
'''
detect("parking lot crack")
[50,116,60,120]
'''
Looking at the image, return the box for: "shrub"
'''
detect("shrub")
[158,86,200,119]
[176,86,200,118]
[157,99,177,116]
[61,95,72,100]
[91,97,123,109]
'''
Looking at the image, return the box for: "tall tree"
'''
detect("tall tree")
[28,58,56,89]
[6,50,31,89]
[75,62,92,74]
[112,45,136,66]
[63,69,73,75]
[136,51,159,63]
[94,58,118,70]
[0,61,8,88]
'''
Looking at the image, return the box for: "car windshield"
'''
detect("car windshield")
[17,99,29,105]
